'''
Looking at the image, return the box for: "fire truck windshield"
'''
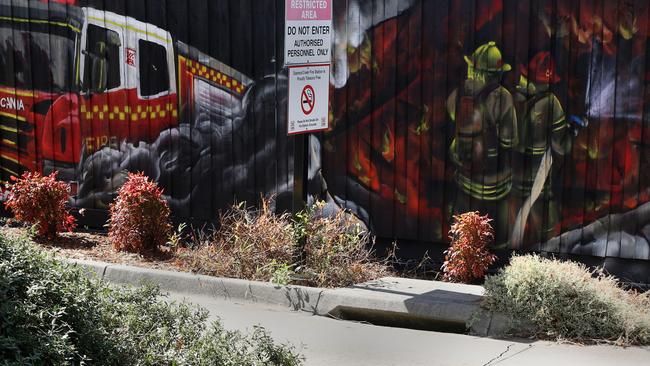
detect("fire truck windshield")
[0,21,77,93]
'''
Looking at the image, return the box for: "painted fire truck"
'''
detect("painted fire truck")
[0,0,251,186]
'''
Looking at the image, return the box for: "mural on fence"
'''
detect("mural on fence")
[323,0,650,259]
[1,0,650,261]
[0,0,298,222]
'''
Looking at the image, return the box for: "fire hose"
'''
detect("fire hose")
[511,147,553,249]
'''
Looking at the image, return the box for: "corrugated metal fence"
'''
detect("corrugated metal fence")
[1,0,650,281]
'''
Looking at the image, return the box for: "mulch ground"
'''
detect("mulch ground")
[1,225,180,272]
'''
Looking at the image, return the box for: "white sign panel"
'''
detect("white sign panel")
[285,0,332,66]
[288,65,330,135]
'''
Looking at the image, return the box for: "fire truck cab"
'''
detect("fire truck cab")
[0,0,179,182]
[60,8,178,176]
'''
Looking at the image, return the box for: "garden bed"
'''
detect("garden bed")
[0,172,432,290]
[0,213,398,289]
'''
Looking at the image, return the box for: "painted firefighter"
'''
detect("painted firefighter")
[446,42,517,247]
[509,51,570,249]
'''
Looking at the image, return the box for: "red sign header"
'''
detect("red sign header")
[286,0,331,21]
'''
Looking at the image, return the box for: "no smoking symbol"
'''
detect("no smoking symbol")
[301,85,315,115]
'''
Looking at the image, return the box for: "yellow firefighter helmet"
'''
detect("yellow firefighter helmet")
[464,41,512,73]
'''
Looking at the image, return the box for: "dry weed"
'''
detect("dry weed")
[175,200,296,282]
[297,203,392,288]
[175,200,392,288]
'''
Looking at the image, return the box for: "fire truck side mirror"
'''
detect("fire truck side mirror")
[90,42,108,93]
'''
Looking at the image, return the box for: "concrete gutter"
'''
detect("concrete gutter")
[66,258,509,336]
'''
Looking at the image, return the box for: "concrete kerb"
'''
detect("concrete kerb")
[65,258,329,313]
[64,258,508,337]
[68,258,109,279]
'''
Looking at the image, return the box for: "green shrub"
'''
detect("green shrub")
[483,254,650,345]
[0,232,303,365]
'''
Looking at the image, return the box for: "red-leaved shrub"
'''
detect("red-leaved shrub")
[108,172,171,254]
[442,212,497,283]
[4,171,76,238]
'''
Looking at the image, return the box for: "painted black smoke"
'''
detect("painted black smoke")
[74,73,302,220]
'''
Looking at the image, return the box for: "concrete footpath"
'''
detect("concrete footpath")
[68,259,650,365]
[170,292,650,366]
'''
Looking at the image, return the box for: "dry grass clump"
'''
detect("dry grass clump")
[175,201,296,282]
[483,254,650,345]
[297,203,392,288]
[175,200,391,288]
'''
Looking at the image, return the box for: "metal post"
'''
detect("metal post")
[292,133,308,215]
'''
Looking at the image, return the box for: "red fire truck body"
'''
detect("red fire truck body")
[0,0,251,184]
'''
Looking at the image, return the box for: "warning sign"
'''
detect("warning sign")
[286,0,331,135]
[288,65,329,135]
[285,0,332,66]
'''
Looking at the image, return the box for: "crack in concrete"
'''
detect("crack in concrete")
[101,264,109,279]
[482,343,515,366]
[482,343,534,365]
